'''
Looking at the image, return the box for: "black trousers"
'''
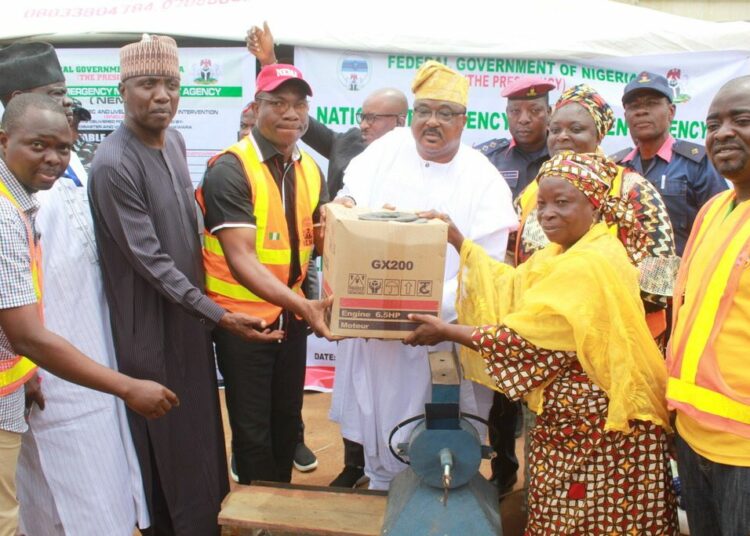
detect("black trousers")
[488,390,520,485]
[343,437,365,468]
[215,329,307,484]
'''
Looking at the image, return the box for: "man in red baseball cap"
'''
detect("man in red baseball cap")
[197,64,333,485]
[255,63,312,95]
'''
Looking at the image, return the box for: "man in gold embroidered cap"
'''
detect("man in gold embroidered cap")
[409,60,469,163]
[88,34,273,536]
[329,60,517,490]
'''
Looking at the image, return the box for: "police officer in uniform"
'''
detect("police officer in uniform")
[611,71,727,255]
[476,77,555,200]
[474,77,555,496]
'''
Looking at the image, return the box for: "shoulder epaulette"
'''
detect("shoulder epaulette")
[474,137,510,156]
[673,140,706,163]
[609,147,634,164]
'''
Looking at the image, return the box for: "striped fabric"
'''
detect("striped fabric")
[88,125,229,535]
[17,153,149,535]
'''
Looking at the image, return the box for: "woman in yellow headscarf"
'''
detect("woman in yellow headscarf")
[408,152,679,535]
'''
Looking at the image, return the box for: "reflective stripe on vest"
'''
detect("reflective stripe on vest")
[0,179,40,396]
[197,137,321,324]
[515,165,624,265]
[666,190,750,436]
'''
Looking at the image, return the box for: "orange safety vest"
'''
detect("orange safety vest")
[196,137,321,325]
[666,190,750,438]
[515,166,666,338]
[0,180,41,396]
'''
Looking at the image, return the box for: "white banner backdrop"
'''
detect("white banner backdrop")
[295,48,750,156]
[56,47,255,186]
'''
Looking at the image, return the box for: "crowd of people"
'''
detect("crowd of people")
[0,22,747,536]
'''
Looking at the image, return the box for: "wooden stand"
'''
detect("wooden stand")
[219,482,387,536]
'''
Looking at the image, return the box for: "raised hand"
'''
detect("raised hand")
[122,379,179,419]
[246,21,277,66]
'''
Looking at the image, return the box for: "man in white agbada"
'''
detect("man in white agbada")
[0,41,149,536]
[331,61,518,490]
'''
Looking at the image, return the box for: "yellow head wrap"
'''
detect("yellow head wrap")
[411,60,468,107]
[538,151,651,265]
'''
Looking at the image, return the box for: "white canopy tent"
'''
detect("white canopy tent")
[3,0,750,58]
[1,1,746,425]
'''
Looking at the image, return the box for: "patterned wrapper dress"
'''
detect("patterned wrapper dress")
[473,324,680,535]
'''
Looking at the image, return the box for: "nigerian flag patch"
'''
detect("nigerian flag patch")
[268,232,281,241]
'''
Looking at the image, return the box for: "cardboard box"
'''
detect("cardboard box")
[322,204,447,339]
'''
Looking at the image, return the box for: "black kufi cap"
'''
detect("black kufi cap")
[0,42,65,96]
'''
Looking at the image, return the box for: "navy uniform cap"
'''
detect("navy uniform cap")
[0,42,65,96]
[622,71,673,104]
[502,76,555,100]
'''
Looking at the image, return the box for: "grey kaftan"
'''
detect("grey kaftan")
[88,124,228,536]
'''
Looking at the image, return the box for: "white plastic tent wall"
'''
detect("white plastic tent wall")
[3,0,750,58]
